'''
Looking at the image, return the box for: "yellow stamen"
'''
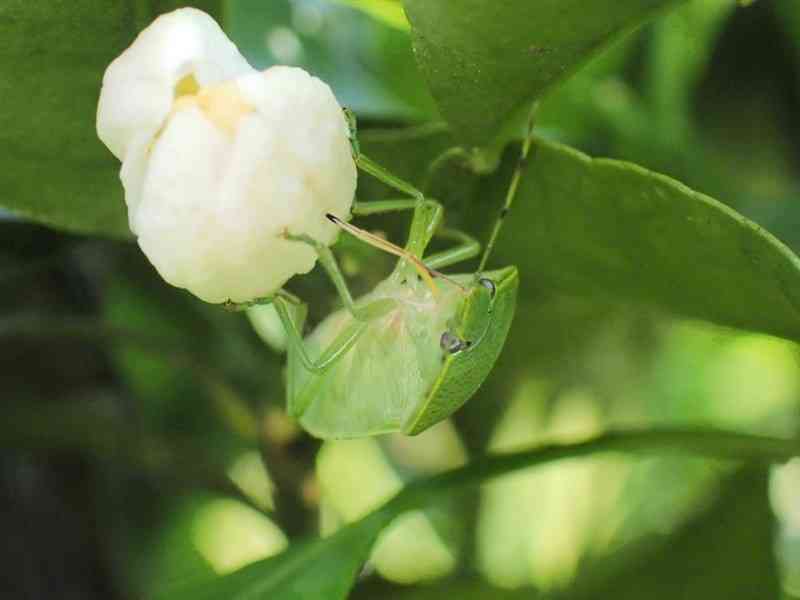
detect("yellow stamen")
[174,73,200,98]
[172,79,255,137]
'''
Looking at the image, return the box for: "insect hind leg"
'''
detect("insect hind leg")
[424,227,481,271]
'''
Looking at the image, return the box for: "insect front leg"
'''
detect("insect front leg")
[356,153,424,202]
[347,108,428,204]
[284,231,373,321]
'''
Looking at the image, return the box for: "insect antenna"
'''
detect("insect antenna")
[326,214,466,295]
[477,104,538,272]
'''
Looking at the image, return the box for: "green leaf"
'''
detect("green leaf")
[494,137,800,341]
[156,428,799,599]
[154,509,396,600]
[360,126,800,342]
[0,1,221,238]
[776,0,800,67]
[644,0,737,140]
[227,0,435,120]
[402,0,685,146]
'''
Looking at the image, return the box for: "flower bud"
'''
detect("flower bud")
[97,8,356,303]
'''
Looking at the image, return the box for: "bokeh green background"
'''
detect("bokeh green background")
[2,0,800,598]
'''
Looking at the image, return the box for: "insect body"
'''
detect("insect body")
[270,126,530,438]
[284,227,518,438]
[99,6,527,439]
[260,114,531,439]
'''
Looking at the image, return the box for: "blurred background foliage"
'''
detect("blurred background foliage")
[3,0,800,598]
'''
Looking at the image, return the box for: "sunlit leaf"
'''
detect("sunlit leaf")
[360,469,779,600]
[154,510,395,600]
[566,468,780,600]
[330,0,409,31]
[155,428,799,599]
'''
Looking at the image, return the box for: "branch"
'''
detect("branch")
[392,426,799,511]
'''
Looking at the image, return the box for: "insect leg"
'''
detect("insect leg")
[314,244,402,320]
[315,244,358,316]
[351,198,419,216]
[351,197,444,261]
[343,200,475,285]
[274,295,366,376]
[283,231,366,320]
[356,153,424,202]
[424,228,481,270]
[275,294,390,417]
[220,295,275,311]
[347,107,429,202]
[478,105,538,272]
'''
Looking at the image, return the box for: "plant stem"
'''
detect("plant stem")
[390,426,799,512]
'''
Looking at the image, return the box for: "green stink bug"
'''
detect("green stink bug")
[267,121,533,439]
[280,209,518,438]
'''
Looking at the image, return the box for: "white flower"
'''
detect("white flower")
[97,8,356,303]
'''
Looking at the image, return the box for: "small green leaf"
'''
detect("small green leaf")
[495,137,800,341]
[159,428,799,599]
[402,0,686,146]
[0,1,221,238]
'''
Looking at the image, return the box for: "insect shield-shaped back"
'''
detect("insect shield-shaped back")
[288,265,518,439]
[405,266,518,434]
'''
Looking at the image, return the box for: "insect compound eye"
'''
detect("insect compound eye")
[440,331,467,354]
[478,277,496,298]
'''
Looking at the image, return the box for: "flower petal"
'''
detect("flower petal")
[237,66,357,243]
[136,105,320,303]
[96,7,253,161]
